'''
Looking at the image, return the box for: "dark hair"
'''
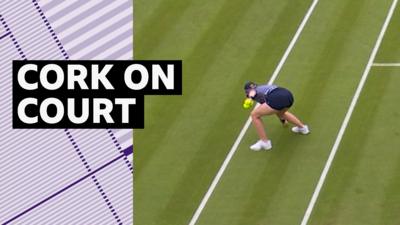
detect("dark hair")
[244,81,256,91]
[244,81,256,97]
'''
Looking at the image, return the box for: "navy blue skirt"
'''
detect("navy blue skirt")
[265,87,294,110]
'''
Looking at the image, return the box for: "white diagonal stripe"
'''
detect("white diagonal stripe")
[300,0,398,224]
[188,1,320,224]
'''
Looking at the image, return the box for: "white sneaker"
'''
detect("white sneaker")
[291,125,310,134]
[250,140,272,151]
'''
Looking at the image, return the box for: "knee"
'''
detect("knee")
[278,111,287,119]
[251,111,259,119]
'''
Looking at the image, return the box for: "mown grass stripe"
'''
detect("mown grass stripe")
[300,0,398,224]
[188,0,320,224]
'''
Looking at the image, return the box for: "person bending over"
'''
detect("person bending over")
[244,81,310,151]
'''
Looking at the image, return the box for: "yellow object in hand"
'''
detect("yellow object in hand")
[243,98,254,109]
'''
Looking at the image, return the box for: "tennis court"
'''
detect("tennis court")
[135,0,400,224]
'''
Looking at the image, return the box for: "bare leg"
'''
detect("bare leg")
[251,103,278,141]
[281,111,305,127]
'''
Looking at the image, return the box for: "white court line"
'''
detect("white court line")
[300,0,398,224]
[188,0,320,224]
[372,63,400,66]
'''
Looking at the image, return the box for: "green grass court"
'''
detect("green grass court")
[134,0,400,224]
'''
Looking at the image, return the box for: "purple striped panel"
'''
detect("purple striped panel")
[0,1,133,224]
